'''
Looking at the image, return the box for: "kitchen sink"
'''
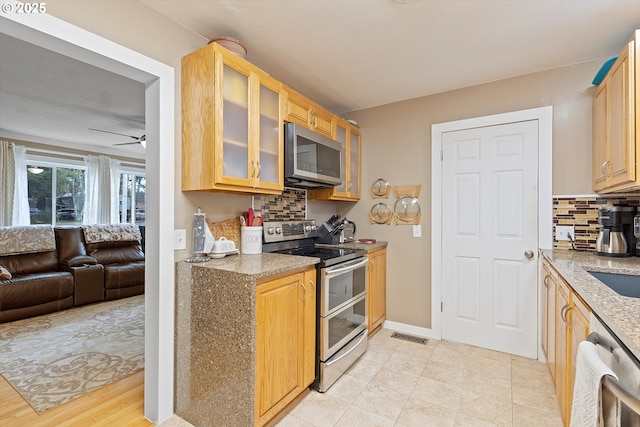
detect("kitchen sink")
[588,271,640,298]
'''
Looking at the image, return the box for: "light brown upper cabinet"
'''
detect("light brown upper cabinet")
[182,43,284,194]
[308,118,362,201]
[593,30,639,193]
[283,87,334,139]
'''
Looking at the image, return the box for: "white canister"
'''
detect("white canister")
[240,226,263,254]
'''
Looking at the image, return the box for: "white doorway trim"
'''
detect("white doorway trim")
[1,10,175,423]
[431,106,552,355]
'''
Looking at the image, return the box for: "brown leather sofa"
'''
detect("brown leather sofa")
[0,224,144,323]
[0,225,74,323]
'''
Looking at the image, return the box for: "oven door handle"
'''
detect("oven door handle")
[324,257,368,278]
[325,330,368,367]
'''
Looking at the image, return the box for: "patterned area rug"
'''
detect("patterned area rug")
[0,295,144,414]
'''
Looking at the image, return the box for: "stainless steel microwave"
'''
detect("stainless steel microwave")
[284,122,342,188]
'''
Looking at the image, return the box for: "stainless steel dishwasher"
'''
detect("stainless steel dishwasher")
[588,313,640,426]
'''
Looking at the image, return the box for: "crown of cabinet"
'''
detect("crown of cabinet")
[592,29,639,194]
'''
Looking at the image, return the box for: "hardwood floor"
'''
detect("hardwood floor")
[0,370,153,427]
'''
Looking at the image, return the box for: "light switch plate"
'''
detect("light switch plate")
[174,229,187,250]
[556,225,574,241]
[412,224,422,238]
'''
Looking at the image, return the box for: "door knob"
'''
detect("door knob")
[524,250,534,260]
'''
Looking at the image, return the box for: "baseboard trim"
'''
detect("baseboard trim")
[382,321,440,340]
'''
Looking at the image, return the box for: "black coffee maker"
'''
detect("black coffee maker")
[596,206,637,256]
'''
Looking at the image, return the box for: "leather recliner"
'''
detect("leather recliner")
[84,230,145,301]
[0,225,74,323]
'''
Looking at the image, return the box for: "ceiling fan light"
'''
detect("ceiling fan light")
[27,165,44,174]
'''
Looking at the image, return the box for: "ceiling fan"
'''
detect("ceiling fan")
[89,128,146,147]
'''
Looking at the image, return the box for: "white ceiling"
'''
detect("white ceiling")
[1,0,639,156]
[0,34,147,157]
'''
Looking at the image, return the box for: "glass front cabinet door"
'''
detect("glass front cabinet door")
[182,42,283,194]
[308,118,361,201]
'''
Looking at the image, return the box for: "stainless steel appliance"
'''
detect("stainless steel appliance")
[284,122,343,188]
[588,313,640,425]
[262,219,368,392]
[596,206,636,257]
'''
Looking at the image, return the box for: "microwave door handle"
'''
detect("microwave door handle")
[324,330,368,367]
[324,257,368,277]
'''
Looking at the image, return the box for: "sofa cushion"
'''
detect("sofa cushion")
[0,271,74,310]
[0,265,10,280]
[104,262,145,290]
[85,241,145,265]
[0,225,56,256]
[0,251,59,275]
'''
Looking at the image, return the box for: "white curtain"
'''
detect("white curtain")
[12,145,30,225]
[83,155,121,224]
[0,141,30,226]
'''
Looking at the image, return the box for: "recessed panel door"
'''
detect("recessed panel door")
[441,120,539,358]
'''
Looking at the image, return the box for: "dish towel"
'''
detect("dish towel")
[570,340,619,427]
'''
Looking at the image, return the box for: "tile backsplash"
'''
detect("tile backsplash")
[253,188,306,221]
[553,195,640,250]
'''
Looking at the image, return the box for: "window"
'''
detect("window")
[27,164,86,225]
[119,172,146,225]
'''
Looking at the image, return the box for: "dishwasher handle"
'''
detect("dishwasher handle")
[587,332,640,416]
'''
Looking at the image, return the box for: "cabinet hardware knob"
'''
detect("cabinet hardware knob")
[251,160,256,178]
[256,161,261,178]
[300,282,307,301]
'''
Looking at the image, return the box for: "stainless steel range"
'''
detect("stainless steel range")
[262,219,368,392]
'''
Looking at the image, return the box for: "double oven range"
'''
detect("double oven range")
[262,220,368,392]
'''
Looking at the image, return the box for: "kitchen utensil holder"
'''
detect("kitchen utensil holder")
[240,226,262,254]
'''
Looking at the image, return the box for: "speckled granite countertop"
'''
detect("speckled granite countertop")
[541,249,640,359]
[185,252,320,278]
[174,252,319,427]
[316,240,388,253]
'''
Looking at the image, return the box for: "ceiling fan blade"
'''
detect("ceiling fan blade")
[113,141,141,146]
[89,128,138,139]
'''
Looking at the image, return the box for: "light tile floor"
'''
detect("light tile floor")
[160,328,562,427]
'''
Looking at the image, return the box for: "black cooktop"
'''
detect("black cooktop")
[275,245,364,267]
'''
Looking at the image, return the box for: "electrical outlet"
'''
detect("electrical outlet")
[174,229,187,250]
[412,224,422,238]
[556,225,574,241]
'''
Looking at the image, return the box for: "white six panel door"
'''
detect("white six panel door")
[441,120,538,358]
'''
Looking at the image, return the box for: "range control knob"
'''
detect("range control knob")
[305,225,312,232]
[275,227,282,234]
[267,227,275,235]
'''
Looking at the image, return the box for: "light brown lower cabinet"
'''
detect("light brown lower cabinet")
[543,258,591,427]
[255,268,316,427]
[367,247,387,335]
